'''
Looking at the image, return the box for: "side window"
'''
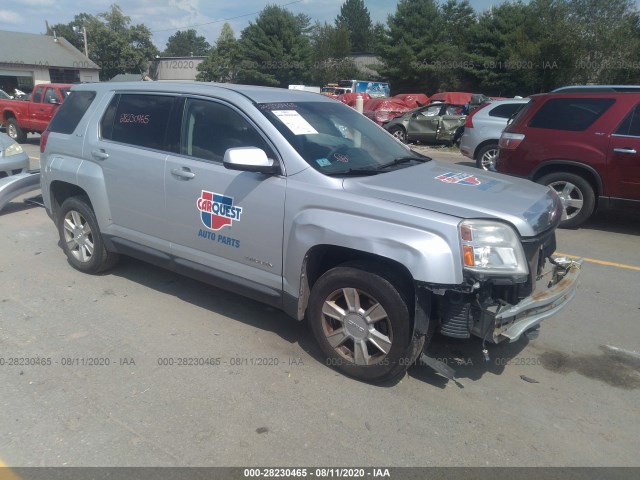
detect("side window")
[102,94,176,151]
[48,91,96,134]
[528,98,615,131]
[420,105,441,117]
[489,103,524,119]
[181,98,272,162]
[614,104,640,137]
[445,105,462,115]
[44,88,60,104]
[32,87,43,103]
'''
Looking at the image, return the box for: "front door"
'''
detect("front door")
[165,97,286,297]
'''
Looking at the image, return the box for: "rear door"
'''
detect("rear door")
[609,103,640,200]
[164,96,286,298]
[85,92,178,247]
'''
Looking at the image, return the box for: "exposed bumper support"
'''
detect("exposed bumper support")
[0,171,40,213]
[492,257,583,342]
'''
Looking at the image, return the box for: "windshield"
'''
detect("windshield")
[258,101,427,176]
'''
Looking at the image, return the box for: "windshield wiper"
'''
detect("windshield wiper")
[374,155,431,171]
[325,168,382,176]
[324,155,431,177]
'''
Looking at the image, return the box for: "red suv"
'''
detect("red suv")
[496,92,640,228]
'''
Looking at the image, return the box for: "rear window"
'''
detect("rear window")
[489,103,525,119]
[528,98,615,131]
[48,90,96,134]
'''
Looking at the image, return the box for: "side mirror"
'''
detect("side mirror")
[223,147,279,174]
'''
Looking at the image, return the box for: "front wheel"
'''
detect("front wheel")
[388,126,407,143]
[308,265,420,383]
[538,172,595,228]
[57,196,119,273]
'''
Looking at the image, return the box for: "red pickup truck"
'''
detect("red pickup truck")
[0,83,71,143]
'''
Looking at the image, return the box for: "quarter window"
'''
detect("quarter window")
[101,94,176,151]
[181,98,272,162]
[48,91,96,134]
[32,87,43,103]
[489,103,525,119]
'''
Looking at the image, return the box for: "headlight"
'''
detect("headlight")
[4,143,24,157]
[459,220,528,275]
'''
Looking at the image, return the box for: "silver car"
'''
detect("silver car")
[40,83,581,383]
[0,132,29,178]
[459,98,529,170]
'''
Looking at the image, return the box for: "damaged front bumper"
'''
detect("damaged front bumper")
[490,257,583,343]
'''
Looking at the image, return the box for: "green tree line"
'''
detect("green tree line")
[53,0,640,96]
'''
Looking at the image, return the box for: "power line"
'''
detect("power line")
[151,0,305,33]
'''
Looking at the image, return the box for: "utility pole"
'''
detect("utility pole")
[73,26,88,57]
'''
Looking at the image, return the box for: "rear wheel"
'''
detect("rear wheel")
[308,264,420,383]
[538,172,595,228]
[475,144,499,171]
[57,196,119,273]
[388,126,407,143]
[6,118,26,143]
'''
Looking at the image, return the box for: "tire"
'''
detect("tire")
[475,143,499,171]
[388,126,407,143]
[308,264,420,383]
[452,127,464,146]
[538,172,595,229]
[6,118,26,143]
[57,196,119,273]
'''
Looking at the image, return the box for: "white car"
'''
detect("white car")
[459,98,529,170]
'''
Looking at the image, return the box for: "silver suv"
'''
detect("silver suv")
[459,98,529,170]
[40,82,581,383]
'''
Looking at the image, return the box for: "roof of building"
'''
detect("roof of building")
[109,73,146,82]
[0,29,100,70]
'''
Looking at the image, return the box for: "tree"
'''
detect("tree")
[376,0,448,93]
[163,29,211,57]
[51,4,158,80]
[308,22,361,86]
[335,0,373,52]
[565,0,640,84]
[196,23,241,83]
[236,6,312,87]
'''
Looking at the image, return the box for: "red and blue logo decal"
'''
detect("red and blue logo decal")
[436,172,481,186]
[196,190,243,231]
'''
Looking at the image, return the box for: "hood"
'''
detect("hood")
[343,161,562,237]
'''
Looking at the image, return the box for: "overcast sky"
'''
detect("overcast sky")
[0,0,498,51]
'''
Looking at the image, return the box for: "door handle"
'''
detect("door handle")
[171,167,196,180]
[91,149,109,160]
[613,147,637,154]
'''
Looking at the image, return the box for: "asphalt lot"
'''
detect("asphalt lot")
[1,135,639,467]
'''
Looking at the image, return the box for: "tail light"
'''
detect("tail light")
[465,103,489,128]
[498,132,525,150]
[40,129,50,153]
